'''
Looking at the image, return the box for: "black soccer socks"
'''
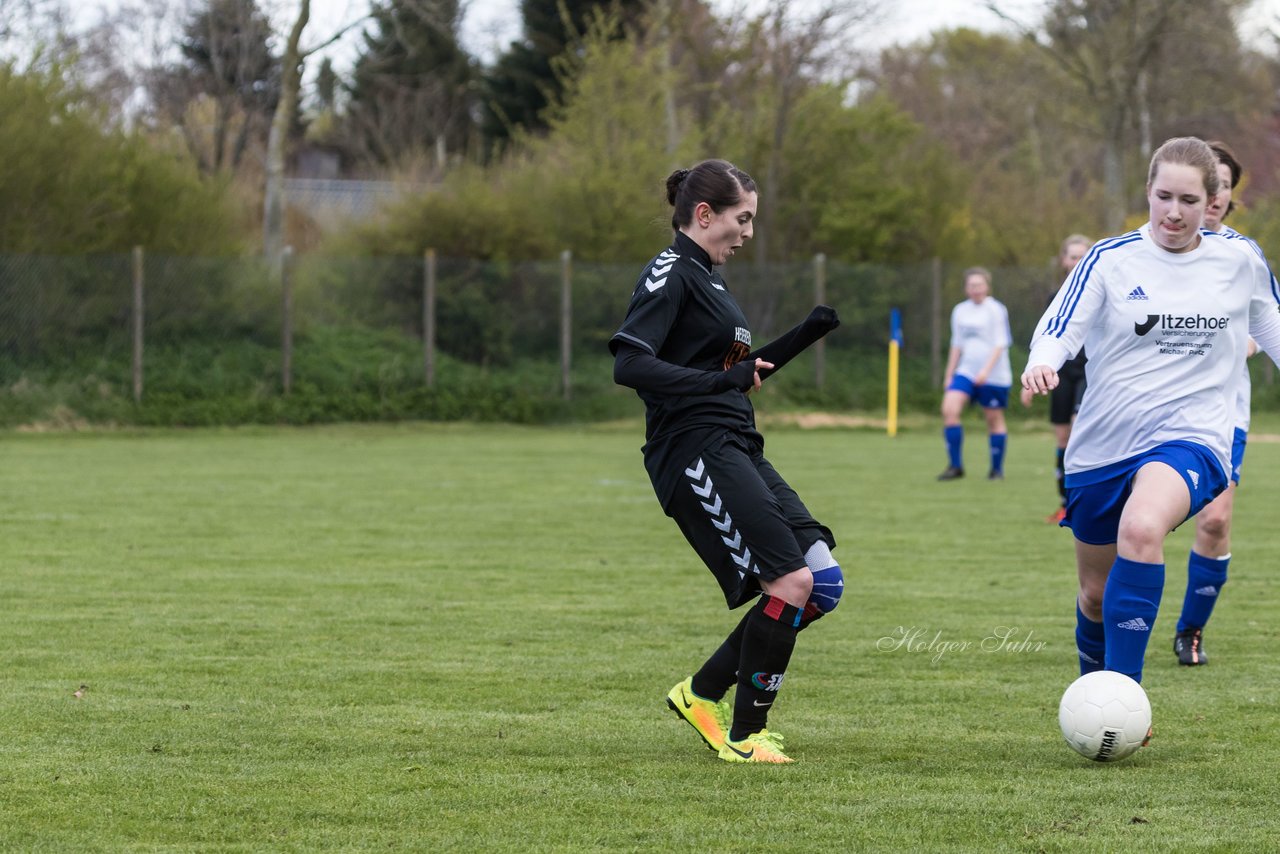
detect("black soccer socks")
[730,595,801,740]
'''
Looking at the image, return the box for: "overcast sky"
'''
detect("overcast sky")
[305,0,1020,65]
[59,0,1280,83]
[298,0,1280,69]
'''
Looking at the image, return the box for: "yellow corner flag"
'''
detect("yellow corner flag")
[888,308,902,437]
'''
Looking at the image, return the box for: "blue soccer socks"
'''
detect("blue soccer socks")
[944,425,963,469]
[1075,602,1105,675]
[1103,556,1165,683]
[1178,550,1228,633]
[989,433,1007,476]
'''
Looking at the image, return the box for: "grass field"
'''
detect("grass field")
[3,415,1280,851]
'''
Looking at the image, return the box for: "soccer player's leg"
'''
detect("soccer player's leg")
[1065,473,1128,675]
[718,449,829,762]
[664,437,806,758]
[1176,429,1242,665]
[755,461,841,630]
[717,577,805,764]
[980,388,1009,479]
[1105,461,1196,683]
[802,540,843,626]
[1177,487,1233,665]
[938,378,972,480]
[1074,541,1112,675]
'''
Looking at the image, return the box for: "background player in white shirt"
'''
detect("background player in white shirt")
[1173,140,1267,666]
[1023,137,1280,688]
[937,267,1013,481]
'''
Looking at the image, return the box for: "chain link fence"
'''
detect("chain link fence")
[6,248,1265,425]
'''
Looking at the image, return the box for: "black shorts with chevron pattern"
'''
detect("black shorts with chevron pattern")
[666,431,835,609]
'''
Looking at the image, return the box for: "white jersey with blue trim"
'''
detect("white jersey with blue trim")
[1219,224,1275,432]
[950,297,1013,386]
[1026,222,1280,479]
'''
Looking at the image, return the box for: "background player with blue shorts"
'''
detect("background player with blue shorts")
[937,267,1013,481]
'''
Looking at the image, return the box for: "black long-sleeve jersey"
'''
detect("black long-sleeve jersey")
[609,231,762,507]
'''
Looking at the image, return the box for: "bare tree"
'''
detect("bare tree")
[262,1,363,274]
[988,0,1201,232]
[143,0,279,175]
[263,0,308,275]
[339,0,477,172]
[710,1,882,266]
[64,1,187,127]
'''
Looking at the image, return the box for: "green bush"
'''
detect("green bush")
[0,65,244,256]
[0,319,937,429]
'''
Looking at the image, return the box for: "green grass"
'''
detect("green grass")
[3,414,1280,851]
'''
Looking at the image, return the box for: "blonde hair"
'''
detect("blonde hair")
[962,266,992,287]
[1060,234,1091,256]
[1147,137,1220,197]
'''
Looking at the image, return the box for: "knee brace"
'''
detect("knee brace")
[804,540,843,614]
[809,564,844,614]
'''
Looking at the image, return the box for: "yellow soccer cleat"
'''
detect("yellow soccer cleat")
[717,729,793,764]
[666,677,731,753]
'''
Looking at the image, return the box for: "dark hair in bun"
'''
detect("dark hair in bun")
[666,159,756,230]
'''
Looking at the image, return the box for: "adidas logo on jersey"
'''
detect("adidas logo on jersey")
[1195,585,1220,597]
[1126,286,1149,301]
[1116,617,1150,632]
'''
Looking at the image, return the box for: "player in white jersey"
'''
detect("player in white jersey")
[937,267,1013,481]
[1173,140,1267,666]
[1023,137,1280,689]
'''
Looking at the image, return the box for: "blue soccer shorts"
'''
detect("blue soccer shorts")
[1062,440,1229,545]
[947,374,1009,410]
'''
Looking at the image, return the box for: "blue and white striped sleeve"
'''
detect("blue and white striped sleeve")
[1245,248,1280,365]
[1026,252,1104,372]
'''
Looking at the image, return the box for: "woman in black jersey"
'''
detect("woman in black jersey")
[610,159,841,764]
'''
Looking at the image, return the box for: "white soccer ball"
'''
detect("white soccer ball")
[1058,670,1152,762]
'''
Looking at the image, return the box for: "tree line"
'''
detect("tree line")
[3,0,1280,269]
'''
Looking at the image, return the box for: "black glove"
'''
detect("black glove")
[806,305,840,334]
[721,358,760,392]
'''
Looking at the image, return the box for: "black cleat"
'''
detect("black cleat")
[936,466,965,481]
[987,470,1004,480]
[1174,628,1207,666]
